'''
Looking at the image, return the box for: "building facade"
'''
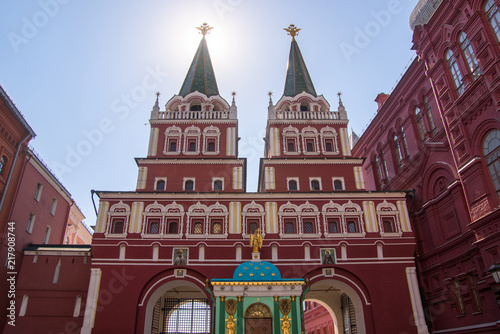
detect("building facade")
[352,0,500,333]
[72,24,425,334]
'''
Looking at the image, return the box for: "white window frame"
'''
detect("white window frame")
[104,201,130,239]
[26,213,36,234]
[309,177,322,191]
[212,177,224,191]
[183,177,196,191]
[301,126,320,155]
[183,126,201,155]
[34,183,43,202]
[163,126,182,155]
[287,177,300,191]
[50,198,58,216]
[282,126,300,155]
[376,200,403,237]
[202,126,221,155]
[320,127,339,155]
[154,177,167,191]
[332,177,345,190]
[241,201,266,238]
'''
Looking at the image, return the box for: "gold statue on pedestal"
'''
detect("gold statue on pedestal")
[249,228,263,253]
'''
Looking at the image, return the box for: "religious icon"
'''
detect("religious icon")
[321,249,335,264]
[173,248,187,265]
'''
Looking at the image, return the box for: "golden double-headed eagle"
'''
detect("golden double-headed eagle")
[249,228,263,253]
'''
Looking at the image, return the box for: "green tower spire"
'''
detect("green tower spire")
[283,24,317,97]
[179,23,219,97]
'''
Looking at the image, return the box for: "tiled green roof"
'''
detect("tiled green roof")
[284,40,317,97]
[179,37,219,97]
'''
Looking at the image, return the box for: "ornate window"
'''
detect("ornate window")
[459,32,481,80]
[320,127,339,155]
[415,107,427,144]
[105,201,130,238]
[485,0,500,42]
[212,178,224,191]
[148,221,160,234]
[167,221,178,234]
[446,49,465,95]
[424,96,437,136]
[278,201,320,238]
[282,126,300,155]
[163,126,182,155]
[183,126,201,155]
[186,202,228,239]
[163,202,185,238]
[483,129,500,200]
[302,126,319,155]
[322,200,366,238]
[242,201,265,238]
[376,200,402,236]
[202,126,220,155]
[141,202,165,237]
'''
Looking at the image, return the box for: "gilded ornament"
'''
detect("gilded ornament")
[225,299,237,316]
[284,24,301,39]
[249,228,263,252]
[279,298,291,315]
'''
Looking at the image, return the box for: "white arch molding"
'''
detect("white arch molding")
[305,277,367,334]
[141,276,208,334]
[303,298,339,334]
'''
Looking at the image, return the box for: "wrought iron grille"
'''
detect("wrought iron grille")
[161,298,210,334]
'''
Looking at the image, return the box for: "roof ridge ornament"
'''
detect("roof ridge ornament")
[284,24,301,40]
[197,22,213,37]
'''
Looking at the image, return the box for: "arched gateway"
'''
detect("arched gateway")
[83,23,426,334]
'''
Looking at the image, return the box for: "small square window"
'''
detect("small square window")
[213,180,223,191]
[333,180,343,190]
[311,180,320,190]
[156,180,166,191]
[288,180,298,191]
[185,180,194,191]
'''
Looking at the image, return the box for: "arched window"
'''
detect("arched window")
[383,219,395,233]
[485,0,500,42]
[311,179,320,191]
[156,180,165,191]
[375,155,384,185]
[347,220,358,233]
[381,152,389,180]
[306,141,314,152]
[185,180,194,191]
[287,141,295,152]
[401,126,410,158]
[0,156,6,175]
[424,96,437,136]
[325,141,333,152]
[207,141,216,152]
[483,129,500,200]
[285,221,295,233]
[394,133,402,165]
[333,180,343,190]
[288,179,298,191]
[459,32,481,79]
[415,107,427,144]
[188,141,196,152]
[446,49,465,95]
[169,141,177,151]
[190,104,202,111]
[213,180,223,191]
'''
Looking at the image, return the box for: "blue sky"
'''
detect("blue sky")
[1,0,418,226]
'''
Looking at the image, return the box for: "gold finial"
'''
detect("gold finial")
[337,91,343,105]
[232,91,236,97]
[284,24,301,40]
[268,91,273,97]
[197,22,213,36]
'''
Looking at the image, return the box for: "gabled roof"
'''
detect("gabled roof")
[179,36,219,97]
[283,39,317,97]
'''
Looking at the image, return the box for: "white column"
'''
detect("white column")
[81,268,102,334]
[406,267,429,334]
